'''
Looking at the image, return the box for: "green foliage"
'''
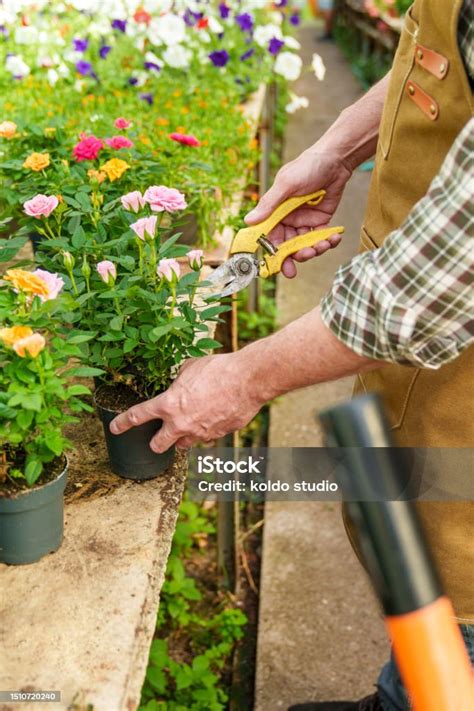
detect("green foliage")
[334,23,392,88]
[140,500,247,711]
[238,278,276,344]
[0,279,93,486]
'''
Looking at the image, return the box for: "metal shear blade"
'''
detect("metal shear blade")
[205,253,259,298]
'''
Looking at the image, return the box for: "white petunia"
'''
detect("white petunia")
[208,16,224,33]
[14,26,39,44]
[274,51,302,81]
[285,93,309,114]
[145,50,163,69]
[148,14,187,46]
[47,68,59,86]
[254,23,282,47]
[162,44,192,69]
[283,35,301,50]
[143,0,172,11]
[57,63,70,77]
[6,55,31,77]
[312,53,326,81]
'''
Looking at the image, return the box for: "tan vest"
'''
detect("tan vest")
[352,0,474,620]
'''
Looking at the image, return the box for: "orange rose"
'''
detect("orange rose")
[23,152,50,172]
[87,169,106,184]
[4,269,50,297]
[0,121,17,139]
[13,333,46,358]
[0,326,33,346]
[100,158,130,182]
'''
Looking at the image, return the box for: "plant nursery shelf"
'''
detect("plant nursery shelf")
[0,86,267,711]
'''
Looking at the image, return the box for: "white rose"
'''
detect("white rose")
[6,55,31,77]
[274,51,302,81]
[254,23,282,48]
[148,14,187,46]
[312,53,326,81]
[162,44,192,68]
[285,93,309,114]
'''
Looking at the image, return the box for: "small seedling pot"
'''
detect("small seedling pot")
[0,462,68,565]
[95,386,174,480]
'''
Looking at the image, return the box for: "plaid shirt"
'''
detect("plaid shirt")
[320,4,474,369]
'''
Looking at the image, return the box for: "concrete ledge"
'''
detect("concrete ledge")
[0,451,187,711]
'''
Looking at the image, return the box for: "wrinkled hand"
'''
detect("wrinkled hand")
[109,354,262,452]
[245,147,352,277]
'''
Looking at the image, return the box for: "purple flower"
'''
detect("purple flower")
[290,13,300,25]
[209,50,229,67]
[276,0,288,6]
[240,48,254,61]
[139,92,154,105]
[219,3,230,19]
[73,38,89,52]
[76,60,93,76]
[268,37,284,55]
[235,13,253,32]
[111,19,127,33]
[0,25,9,37]
[144,61,161,72]
[99,44,112,59]
[183,9,197,26]
[128,77,138,86]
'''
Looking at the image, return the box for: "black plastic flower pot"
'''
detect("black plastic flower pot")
[0,462,68,565]
[95,387,174,480]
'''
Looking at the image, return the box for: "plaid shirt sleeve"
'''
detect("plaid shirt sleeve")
[320,117,474,369]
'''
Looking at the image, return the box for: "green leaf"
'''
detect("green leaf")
[149,323,174,341]
[66,385,91,396]
[109,315,124,331]
[16,409,34,429]
[68,332,97,344]
[9,393,43,411]
[74,191,92,212]
[44,431,64,456]
[71,225,87,249]
[195,338,222,351]
[25,457,43,486]
[146,667,167,695]
[199,305,229,320]
[123,339,138,353]
[67,366,105,377]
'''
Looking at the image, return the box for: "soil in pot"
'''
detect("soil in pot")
[94,383,175,481]
[0,453,68,565]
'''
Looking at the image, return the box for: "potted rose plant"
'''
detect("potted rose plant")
[0,267,94,564]
[33,185,226,479]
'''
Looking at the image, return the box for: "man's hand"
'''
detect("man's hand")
[109,354,263,452]
[245,147,352,277]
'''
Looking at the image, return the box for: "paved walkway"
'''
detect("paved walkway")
[255,27,389,710]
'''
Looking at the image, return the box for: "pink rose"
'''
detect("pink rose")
[114,117,132,130]
[157,258,181,282]
[32,269,64,302]
[130,216,158,241]
[23,194,59,218]
[187,249,204,270]
[96,260,117,285]
[143,185,187,213]
[73,133,104,161]
[169,132,200,147]
[105,135,134,150]
[121,190,145,213]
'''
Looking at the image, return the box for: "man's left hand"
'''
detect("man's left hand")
[109,353,263,452]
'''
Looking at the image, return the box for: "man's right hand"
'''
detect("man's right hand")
[244,146,352,278]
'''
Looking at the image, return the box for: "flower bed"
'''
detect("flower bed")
[0,0,311,247]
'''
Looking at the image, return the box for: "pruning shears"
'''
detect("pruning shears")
[207,190,344,298]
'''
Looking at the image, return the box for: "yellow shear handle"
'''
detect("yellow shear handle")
[231,190,327,254]
[259,225,345,279]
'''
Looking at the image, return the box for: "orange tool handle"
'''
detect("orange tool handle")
[386,596,474,711]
